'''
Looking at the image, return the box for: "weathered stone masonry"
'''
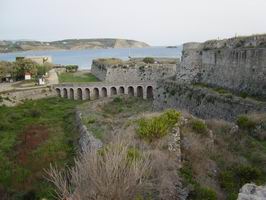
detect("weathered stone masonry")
[154,35,266,121]
[91,58,178,83]
[177,35,266,99]
[154,78,266,121]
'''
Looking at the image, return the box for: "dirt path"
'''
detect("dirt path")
[47,68,59,85]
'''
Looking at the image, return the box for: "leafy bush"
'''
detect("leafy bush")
[219,165,261,199]
[137,109,180,141]
[143,57,155,64]
[190,119,208,135]
[236,115,256,130]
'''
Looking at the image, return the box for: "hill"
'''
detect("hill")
[0,38,150,53]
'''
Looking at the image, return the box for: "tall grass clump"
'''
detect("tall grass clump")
[137,109,180,141]
[190,119,208,135]
[47,139,151,200]
[236,115,256,130]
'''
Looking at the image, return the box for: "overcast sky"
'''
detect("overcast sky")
[1,0,266,46]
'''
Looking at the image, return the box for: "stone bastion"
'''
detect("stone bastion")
[91,57,179,83]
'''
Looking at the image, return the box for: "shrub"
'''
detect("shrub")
[143,57,155,64]
[191,186,217,200]
[137,109,180,141]
[219,165,261,199]
[87,116,96,124]
[236,115,256,130]
[239,92,248,99]
[113,96,123,103]
[190,119,208,135]
[47,139,151,200]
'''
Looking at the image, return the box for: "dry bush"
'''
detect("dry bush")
[148,149,182,200]
[46,137,151,200]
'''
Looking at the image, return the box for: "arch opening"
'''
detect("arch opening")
[63,88,68,98]
[69,88,74,100]
[119,86,125,94]
[110,87,117,96]
[77,88,83,100]
[101,87,107,97]
[128,86,134,97]
[85,88,90,100]
[147,86,153,99]
[137,86,144,98]
[93,88,99,99]
[55,88,61,97]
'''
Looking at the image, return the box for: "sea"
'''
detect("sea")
[0,47,182,70]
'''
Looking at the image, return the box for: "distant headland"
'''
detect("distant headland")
[0,38,150,53]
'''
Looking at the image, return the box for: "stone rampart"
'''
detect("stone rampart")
[153,79,266,121]
[177,34,266,99]
[76,111,102,151]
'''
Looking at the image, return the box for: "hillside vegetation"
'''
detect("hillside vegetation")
[0,39,150,53]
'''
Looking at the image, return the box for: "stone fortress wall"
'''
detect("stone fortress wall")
[154,34,266,121]
[91,58,179,83]
[177,35,266,99]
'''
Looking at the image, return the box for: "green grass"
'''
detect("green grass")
[102,97,152,116]
[0,97,82,199]
[190,119,208,135]
[58,72,99,83]
[137,109,181,142]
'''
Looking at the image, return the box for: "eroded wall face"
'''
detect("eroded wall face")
[153,80,266,121]
[199,48,266,98]
[105,65,176,83]
[177,39,266,99]
[90,63,107,81]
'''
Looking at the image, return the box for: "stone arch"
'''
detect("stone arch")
[137,86,144,98]
[69,88,74,100]
[147,86,153,99]
[128,86,134,96]
[84,88,90,100]
[119,86,125,94]
[101,87,107,97]
[93,88,99,99]
[55,88,61,97]
[63,88,68,98]
[110,87,117,96]
[77,88,83,100]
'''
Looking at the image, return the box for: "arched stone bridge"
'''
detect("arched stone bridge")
[54,82,155,100]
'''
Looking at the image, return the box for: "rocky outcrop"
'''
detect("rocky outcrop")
[76,111,102,152]
[237,183,266,200]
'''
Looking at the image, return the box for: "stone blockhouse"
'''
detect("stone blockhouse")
[91,58,178,83]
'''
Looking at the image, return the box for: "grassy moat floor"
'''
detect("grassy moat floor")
[58,71,99,83]
[0,98,82,199]
[0,96,266,200]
